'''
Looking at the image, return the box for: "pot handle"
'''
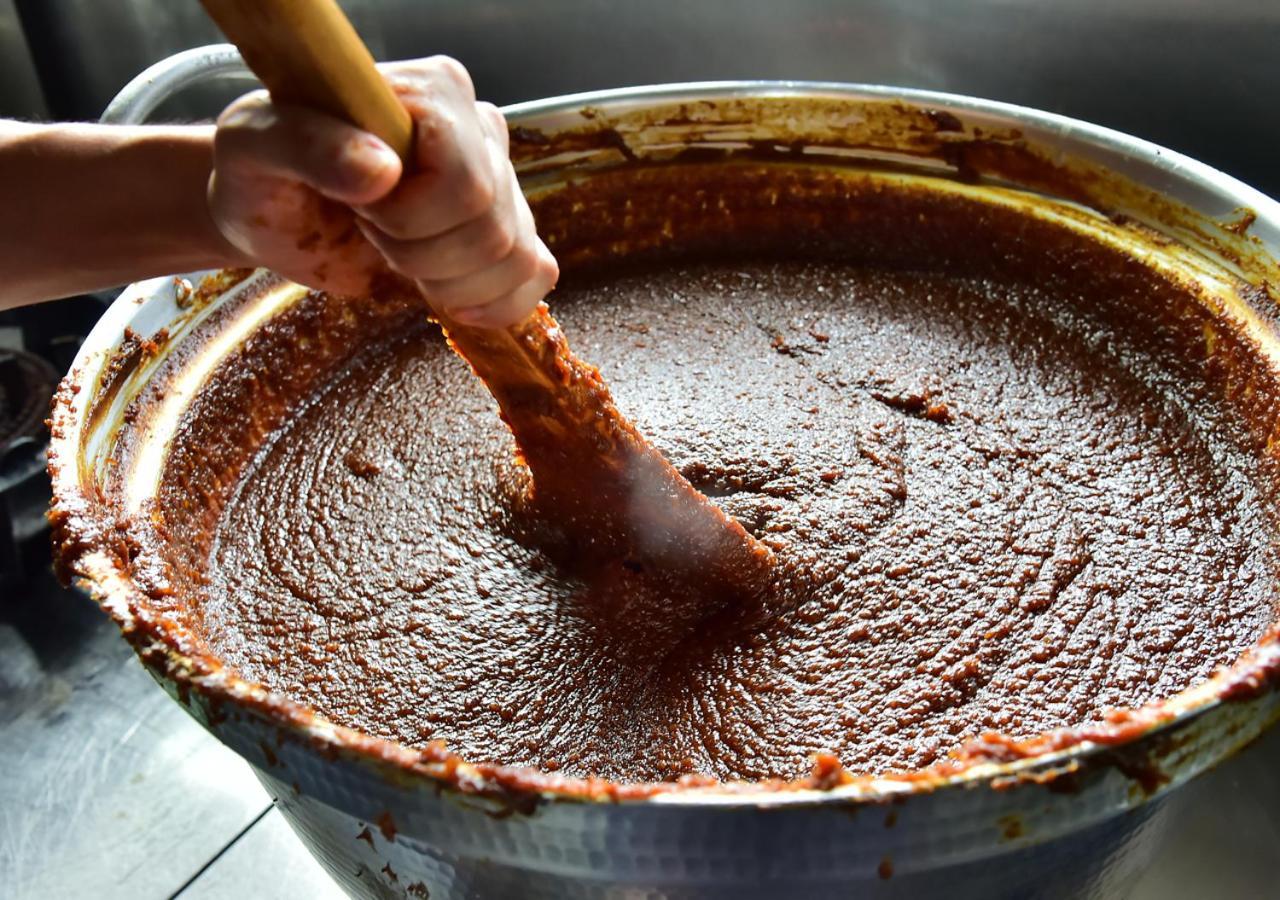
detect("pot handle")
[100,43,254,125]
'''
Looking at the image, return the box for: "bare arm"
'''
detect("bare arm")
[1,58,556,324]
[0,121,248,311]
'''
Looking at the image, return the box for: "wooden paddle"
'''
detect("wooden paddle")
[197,0,773,601]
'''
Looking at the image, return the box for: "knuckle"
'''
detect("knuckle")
[414,105,451,147]
[457,171,496,219]
[475,101,505,130]
[381,58,435,86]
[481,219,517,261]
[430,55,474,96]
[509,243,541,281]
[511,186,537,224]
[477,103,510,150]
[539,254,561,285]
[379,58,423,76]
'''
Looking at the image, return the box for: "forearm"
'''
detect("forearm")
[0,122,248,310]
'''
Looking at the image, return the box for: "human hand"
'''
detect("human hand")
[207,56,557,328]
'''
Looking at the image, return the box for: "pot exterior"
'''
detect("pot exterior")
[189,678,1271,899]
[263,772,1168,899]
[55,72,1280,899]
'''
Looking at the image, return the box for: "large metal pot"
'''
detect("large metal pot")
[49,48,1280,899]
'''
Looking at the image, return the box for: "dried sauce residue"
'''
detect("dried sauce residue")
[49,110,1280,804]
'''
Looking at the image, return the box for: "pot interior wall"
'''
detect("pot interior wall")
[83,160,1280,783]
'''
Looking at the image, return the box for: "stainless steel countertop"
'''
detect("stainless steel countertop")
[4,567,1277,898]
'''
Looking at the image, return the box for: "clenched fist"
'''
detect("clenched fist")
[208,56,557,328]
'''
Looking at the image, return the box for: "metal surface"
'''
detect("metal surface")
[0,571,268,898]
[99,44,251,127]
[10,0,1280,198]
[44,82,1280,897]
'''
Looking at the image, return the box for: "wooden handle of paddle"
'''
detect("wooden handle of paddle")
[198,0,414,163]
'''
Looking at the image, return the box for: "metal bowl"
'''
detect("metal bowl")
[50,50,1280,899]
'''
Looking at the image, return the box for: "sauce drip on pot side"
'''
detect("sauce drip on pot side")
[198,257,1276,781]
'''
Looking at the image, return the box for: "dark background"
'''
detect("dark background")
[2,0,1278,197]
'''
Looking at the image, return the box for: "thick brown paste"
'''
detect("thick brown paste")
[114,163,1280,787]
[194,245,1276,781]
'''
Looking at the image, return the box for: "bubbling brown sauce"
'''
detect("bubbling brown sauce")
[153,165,1280,782]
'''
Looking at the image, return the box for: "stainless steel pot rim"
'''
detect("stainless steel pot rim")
[102,45,1280,239]
[499,78,1280,240]
[53,79,1280,808]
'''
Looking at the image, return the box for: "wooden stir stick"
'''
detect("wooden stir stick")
[198,0,773,602]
